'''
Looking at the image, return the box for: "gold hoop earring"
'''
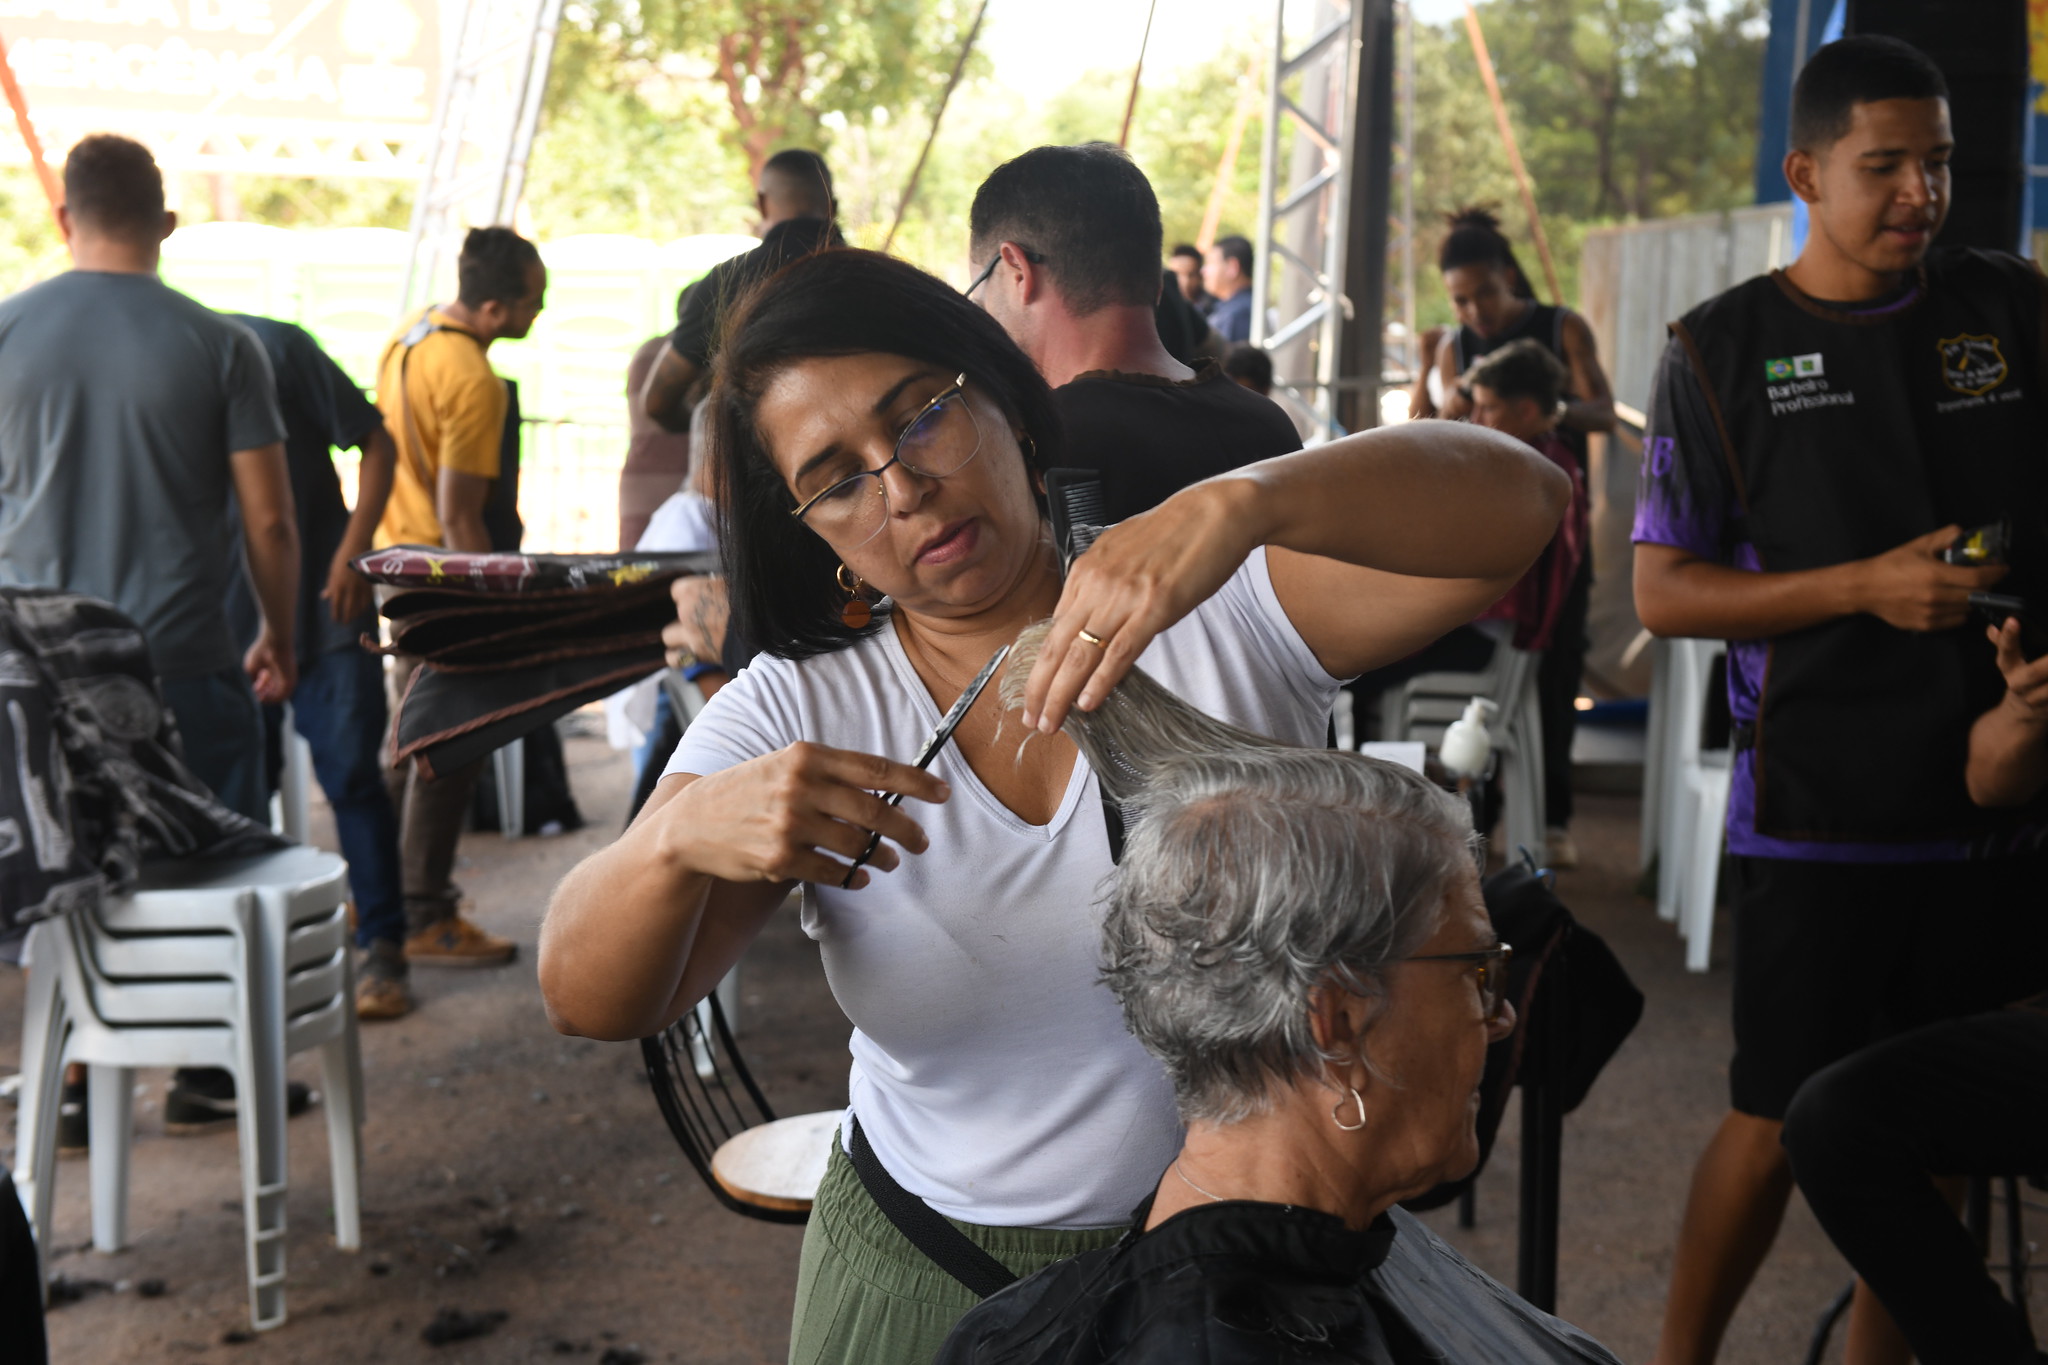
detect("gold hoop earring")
[1331,1086,1368,1132]
[836,564,872,630]
[1018,430,1037,465]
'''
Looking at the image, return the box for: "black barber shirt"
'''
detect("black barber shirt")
[670,217,846,371]
[1053,361,1302,523]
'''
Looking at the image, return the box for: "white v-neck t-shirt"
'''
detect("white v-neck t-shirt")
[665,548,1342,1228]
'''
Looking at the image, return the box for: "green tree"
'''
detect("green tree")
[1127,47,1266,252]
[527,12,754,241]
[1479,0,1765,222]
[555,0,988,185]
[1408,0,1766,326]
[1043,39,1268,251]
[0,170,63,297]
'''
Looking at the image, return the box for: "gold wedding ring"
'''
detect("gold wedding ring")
[1077,628,1107,649]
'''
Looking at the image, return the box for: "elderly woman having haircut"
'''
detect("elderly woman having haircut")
[938,689,1622,1363]
[539,247,1568,1364]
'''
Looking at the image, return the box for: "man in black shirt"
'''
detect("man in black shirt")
[224,315,414,1021]
[967,143,1299,523]
[641,149,844,430]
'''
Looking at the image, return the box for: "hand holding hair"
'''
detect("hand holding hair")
[1021,476,1265,735]
[1020,419,1569,733]
[1001,618,1291,805]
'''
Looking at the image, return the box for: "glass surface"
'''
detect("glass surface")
[791,376,981,547]
[1404,943,1514,1020]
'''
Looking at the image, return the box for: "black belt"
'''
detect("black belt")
[845,1116,1019,1299]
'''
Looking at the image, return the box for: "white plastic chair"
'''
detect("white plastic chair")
[1390,641,1548,861]
[1653,638,1731,972]
[1639,636,1675,874]
[272,704,314,845]
[493,741,525,839]
[14,846,364,1331]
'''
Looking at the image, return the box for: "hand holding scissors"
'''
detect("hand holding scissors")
[841,643,1010,888]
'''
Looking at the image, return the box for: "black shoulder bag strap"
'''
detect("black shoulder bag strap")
[392,311,486,506]
[845,1115,1018,1299]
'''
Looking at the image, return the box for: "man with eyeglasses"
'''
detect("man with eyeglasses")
[967,143,1301,524]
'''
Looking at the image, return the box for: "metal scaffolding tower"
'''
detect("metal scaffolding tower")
[1387,2,1418,386]
[1252,0,1357,439]
[399,0,565,314]
[1251,0,1397,438]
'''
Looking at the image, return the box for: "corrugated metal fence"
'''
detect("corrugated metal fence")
[1575,204,1793,697]
[1579,204,1794,417]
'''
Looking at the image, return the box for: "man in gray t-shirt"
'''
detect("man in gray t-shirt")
[0,135,296,825]
[0,134,303,1139]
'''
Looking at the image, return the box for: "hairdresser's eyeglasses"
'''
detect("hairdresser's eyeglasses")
[1404,942,1514,1022]
[965,245,1048,299]
[788,375,983,548]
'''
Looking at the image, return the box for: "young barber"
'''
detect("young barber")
[1632,35,2048,1365]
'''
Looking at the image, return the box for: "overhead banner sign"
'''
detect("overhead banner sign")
[0,0,442,176]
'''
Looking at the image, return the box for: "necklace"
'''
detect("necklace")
[1173,1159,1227,1204]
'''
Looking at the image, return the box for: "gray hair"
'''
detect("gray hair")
[1000,621,1478,1124]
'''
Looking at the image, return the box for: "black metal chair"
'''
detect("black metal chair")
[641,993,839,1224]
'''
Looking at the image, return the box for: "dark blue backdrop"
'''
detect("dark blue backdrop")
[1754,0,2044,240]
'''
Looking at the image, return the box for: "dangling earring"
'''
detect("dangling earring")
[1331,1086,1368,1131]
[1018,430,1038,465]
[837,564,872,630]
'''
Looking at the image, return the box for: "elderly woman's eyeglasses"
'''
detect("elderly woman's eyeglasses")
[965,246,1047,299]
[1405,943,1514,1022]
[788,375,983,548]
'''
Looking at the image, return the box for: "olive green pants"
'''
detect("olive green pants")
[787,1136,1126,1365]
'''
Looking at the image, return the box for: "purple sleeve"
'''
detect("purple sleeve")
[1632,334,1735,562]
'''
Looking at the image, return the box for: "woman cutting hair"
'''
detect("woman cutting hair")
[539,248,1568,1364]
[935,683,1621,1363]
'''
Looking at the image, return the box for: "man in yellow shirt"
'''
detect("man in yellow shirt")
[376,225,545,968]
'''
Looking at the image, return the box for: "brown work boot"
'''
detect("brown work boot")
[405,914,517,967]
[355,940,414,1020]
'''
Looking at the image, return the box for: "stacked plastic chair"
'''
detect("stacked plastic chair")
[14,846,364,1331]
[1652,637,1732,973]
[1388,640,1548,861]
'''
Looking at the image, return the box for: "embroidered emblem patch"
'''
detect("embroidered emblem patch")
[1939,333,2008,396]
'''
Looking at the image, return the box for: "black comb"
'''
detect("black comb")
[1043,468,1108,570]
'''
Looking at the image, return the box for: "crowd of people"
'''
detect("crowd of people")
[0,27,2042,1365]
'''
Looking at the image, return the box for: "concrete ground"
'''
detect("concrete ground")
[4,727,2043,1363]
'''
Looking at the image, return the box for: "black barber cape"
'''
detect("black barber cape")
[933,1200,1622,1365]
[1673,248,2048,843]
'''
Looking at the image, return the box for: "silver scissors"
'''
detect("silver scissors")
[840,643,1011,888]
